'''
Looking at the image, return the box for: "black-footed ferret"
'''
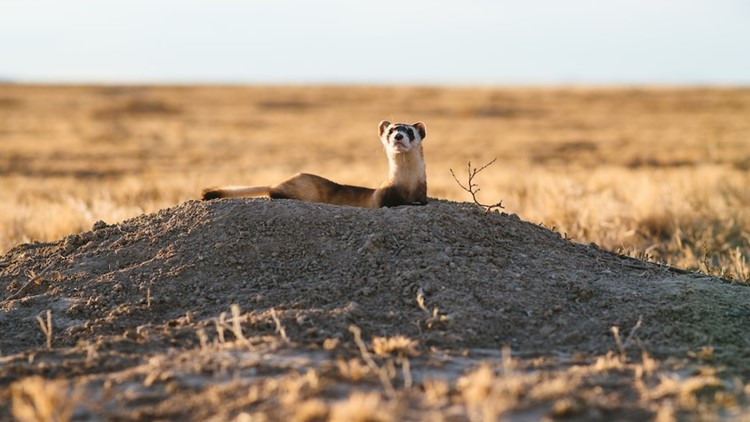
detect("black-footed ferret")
[201,120,427,208]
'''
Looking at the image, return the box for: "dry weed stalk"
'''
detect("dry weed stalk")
[230,304,251,347]
[372,335,419,390]
[729,247,749,283]
[450,158,505,214]
[348,325,396,397]
[36,309,53,350]
[214,313,227,344]
[400,358,412,389]
[211,306,253,346]
[196,328,209,352]
[270,308,289,344]
[2,258,58,304]
[611,316,643,361]
[415,287,449,329]
[501,345,515,375]
[371,336,419,357]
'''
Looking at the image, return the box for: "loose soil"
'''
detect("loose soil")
[2,199,750,420]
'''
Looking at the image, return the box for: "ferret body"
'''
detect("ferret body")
[201,120,427,208]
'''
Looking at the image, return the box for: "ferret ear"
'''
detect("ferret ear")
[379,120,391,137]
[413,121,426,139]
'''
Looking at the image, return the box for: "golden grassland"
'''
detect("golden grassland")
[1,84,749,279]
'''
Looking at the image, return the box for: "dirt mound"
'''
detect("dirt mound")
[2,199,750,420]
[2,199,747,356]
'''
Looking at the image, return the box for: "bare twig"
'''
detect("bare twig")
[197,328,209,352]
[623,316,643,350]
[612,316,643,361]
[270,308,289,344]
[36,310,53,350]
[450,158,505,214]
[231,304,251,347]
[2,259,58,304]
[400,357,413,389]
[501,345,515,375]
[611,325,624,359]
[215,313,227,344]
[349,325,395,397]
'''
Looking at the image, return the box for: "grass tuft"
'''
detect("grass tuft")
[11,376,79,422]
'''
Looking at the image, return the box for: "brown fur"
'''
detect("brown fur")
[201,121,427,208]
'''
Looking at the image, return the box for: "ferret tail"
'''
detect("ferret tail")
[201,185,271,200]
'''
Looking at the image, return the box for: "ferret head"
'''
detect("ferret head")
[378,121,426,154]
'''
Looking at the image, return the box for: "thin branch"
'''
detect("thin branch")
[270,308,289,344]
[231,304,251,348]
[36,309,53,350]
[2,258,58,305]
[349,325,395,398]
[450,158,505,214]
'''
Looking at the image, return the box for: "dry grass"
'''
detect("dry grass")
[452,352,738,421]
[371,335,419,357]
[11,376,79,422]
[329,391,395,422]
[1,84,749,279]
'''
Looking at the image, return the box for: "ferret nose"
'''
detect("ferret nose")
[394,133,404,141]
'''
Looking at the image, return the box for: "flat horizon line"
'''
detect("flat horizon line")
[2,79,749,90]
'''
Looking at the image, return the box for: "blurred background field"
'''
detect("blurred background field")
[1,84,749,279]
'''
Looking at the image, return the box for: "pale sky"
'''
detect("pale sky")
[1,0,749,85]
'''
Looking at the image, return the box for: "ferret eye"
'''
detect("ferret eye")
[407,129,414,139]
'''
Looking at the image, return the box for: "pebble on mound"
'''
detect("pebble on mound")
[1,199,749,365]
